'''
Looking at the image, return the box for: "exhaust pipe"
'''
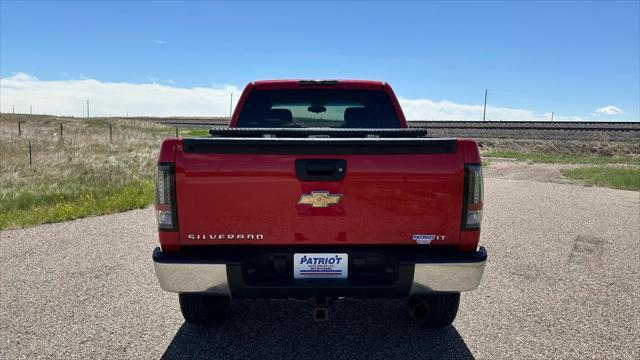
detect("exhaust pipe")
[407,296,430,321]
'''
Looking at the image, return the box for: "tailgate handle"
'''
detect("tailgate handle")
[306,162,335,175]
[296,159,346,181]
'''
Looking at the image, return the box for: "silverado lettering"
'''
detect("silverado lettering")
[187,234,264,240]
[152,79,487,326]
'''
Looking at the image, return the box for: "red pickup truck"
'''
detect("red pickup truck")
[152,80,486,327]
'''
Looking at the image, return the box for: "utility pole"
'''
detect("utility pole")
[12,105,15,114]
[30,105,32,115]
[87,100,90,118]
[482,89,488,122]
[551,112,554,121]
[229,93,233,118]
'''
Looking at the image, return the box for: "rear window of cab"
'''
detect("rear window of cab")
[236,89,400,128]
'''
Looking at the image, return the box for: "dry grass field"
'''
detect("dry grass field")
[479,138,640,162]
[0,114,178,229]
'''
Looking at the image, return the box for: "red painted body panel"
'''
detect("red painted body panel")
[459,139,481,163]
[158,139,177,162]
[159,232,180,252]
[174,144,465,246]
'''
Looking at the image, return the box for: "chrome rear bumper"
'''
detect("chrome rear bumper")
[410,260,486,294]
[154,261,230,295]
[152,246,486,296]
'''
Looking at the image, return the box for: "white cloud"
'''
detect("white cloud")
[0,73,240,117]
[154,40,168,45]
[593,105,623,116]
[9,72,38,81]
[399,97,556,121]
[1,73,590,121]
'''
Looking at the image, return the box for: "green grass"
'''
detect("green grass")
[560,167,640,191]
[0,176,154,229]
[180,129,210,137]
[483,150,640,165]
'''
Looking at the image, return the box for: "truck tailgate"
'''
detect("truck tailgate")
[175,137,464,246]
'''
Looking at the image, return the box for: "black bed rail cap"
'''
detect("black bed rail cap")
[208,127,429,138]
[183,137,456,155]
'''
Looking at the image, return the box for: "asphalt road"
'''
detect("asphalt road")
[1,177,639,359]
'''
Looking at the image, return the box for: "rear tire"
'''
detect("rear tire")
[179,294,230,325]
[409,293,460,328]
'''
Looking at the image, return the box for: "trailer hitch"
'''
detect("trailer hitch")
[310,297,330,321]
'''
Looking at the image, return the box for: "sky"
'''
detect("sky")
[1,0,639,121]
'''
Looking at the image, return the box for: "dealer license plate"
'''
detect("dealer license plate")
[293,253,348,279]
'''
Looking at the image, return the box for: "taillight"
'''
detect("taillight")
[156,163,178,231]
[462,164,483,230]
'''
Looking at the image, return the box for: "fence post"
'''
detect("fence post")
[18,121,22,136]
[59,123,63,142]
[175,126,179,138]
[109,123,113,144]
[28,140,32,166]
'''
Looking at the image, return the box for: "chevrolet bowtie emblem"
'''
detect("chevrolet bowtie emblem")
[297,191,342,208]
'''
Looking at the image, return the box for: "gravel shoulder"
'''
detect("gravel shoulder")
[484,158,582,184]
[1,178,639,359]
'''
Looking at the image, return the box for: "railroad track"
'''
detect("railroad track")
[408,121,640,132]
[154,119,639,133]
